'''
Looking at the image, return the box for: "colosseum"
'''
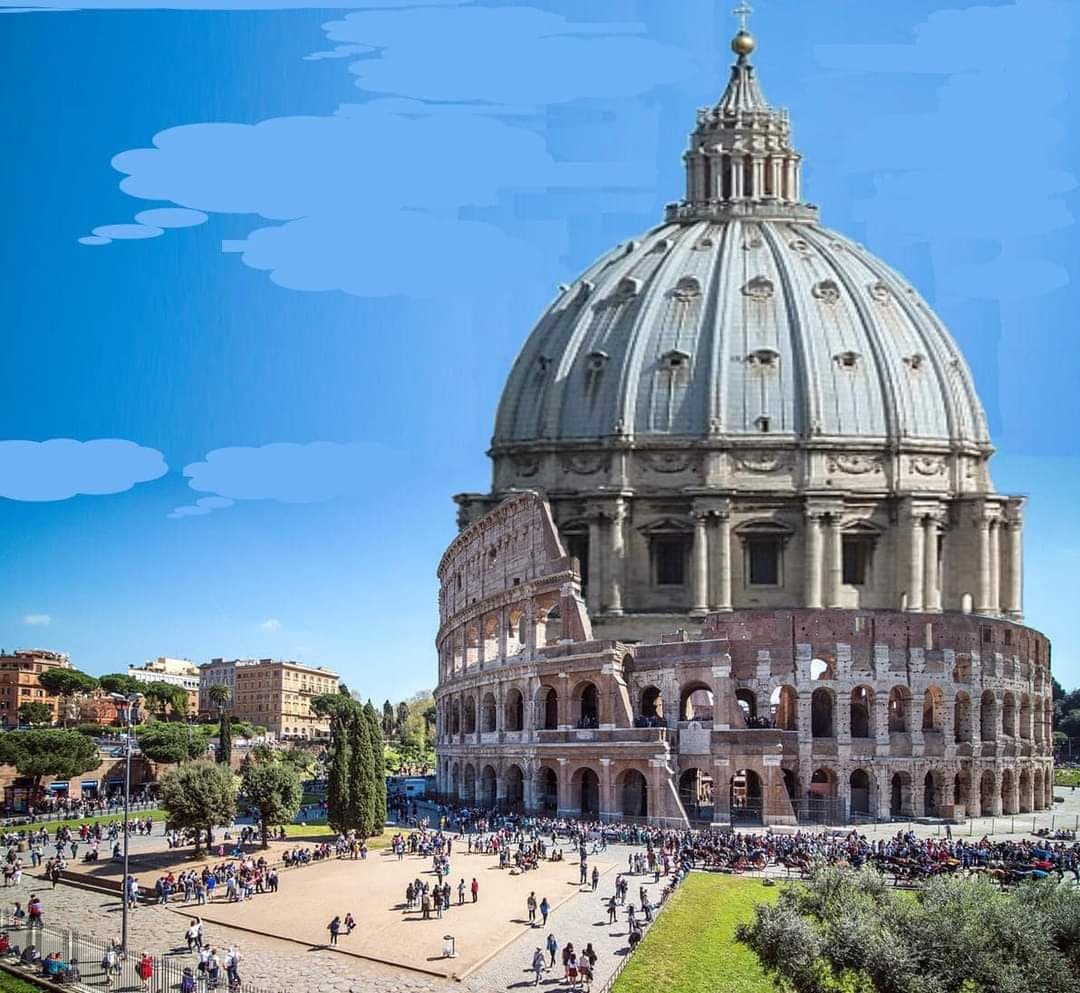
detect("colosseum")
[434,26,1054,828]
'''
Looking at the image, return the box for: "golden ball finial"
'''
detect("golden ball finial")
[732,29,756,57]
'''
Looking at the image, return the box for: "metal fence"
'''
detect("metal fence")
[0,913,282,993]
[0,802,159,831]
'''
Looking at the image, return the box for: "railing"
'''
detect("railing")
[0,802,159,830]
[0,911,282,993]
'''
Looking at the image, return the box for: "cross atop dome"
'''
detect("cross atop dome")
[731,2,756,60]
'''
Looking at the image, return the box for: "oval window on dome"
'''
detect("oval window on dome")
[746,348,780,369]
[586,350,609,372]
[662,349,691,372]
[904,353,926,372]
[741,276,774,300]
[868,281,891,304]
[671,276,702,300]
[693,237,714,251]
[834,351,860,370]
[617,277,642,298]
[813,280,841,304]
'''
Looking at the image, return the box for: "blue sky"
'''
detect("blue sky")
[1,0,1078,699]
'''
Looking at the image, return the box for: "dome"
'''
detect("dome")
[494,31,989,453]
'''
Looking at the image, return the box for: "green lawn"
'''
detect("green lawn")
[281,823,394,848]
[5,808,167,836]
[613,874,780,993]
[0,968,49,992]
[1054,768,1080,788]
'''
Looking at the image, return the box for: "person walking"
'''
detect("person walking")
[185,920,200,953]
[327,916,341,946]
[607,896,617,924]
[136,953,153,991]
[458,878,466,905]
[539,896,550,927]
[527,891,537,925]
[591,866,599,891]
[531,947,545,985]
[546,932,558,968]
[471,877,479,903]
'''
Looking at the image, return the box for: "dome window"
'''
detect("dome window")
[789,238,811,256]
[904,353,926,372]
[585,350,609,372]
[651,238,673,253]
[834,351,860,370]
[623,241,639,256]
[741,275,774,300]
[671,276,702,301]
[616,277,642,299]
[747,347,780,369]
[662,349,691,372]
[693,237,714,251]
[868,281,891,304]
[813,280,841,304]
[754,415,771,433]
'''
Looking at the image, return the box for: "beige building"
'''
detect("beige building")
[0,649,72,728]
[435,23,1053,827]
[201,658,339,740]
[128,656,200,714]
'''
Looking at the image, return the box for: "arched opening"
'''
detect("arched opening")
[450,700,461,736]
[980,691,997,742]
[463,764,477,806]
[573,767,600,819]
[1018,767,1032,813]
[770,685,797,731]
[782,768,798,803]
[811,688,835,738]
[678,768,714,822]
[736,689,765,728]
[480,693,497,733]
[1032,767,1044,810]
[504,764,525,810]
[1019,695,1032,740]
[954,770,971,813]
[922,687,944,732]
[887,687,910,733]
[954,693,972,743]
[504,689,524,732]
[890,771,912,817]
[923,770,940,816]
[538,686,558,731]
[810,768,837,800]
[463,697,477,735]
[537,767,558,814]
[1000,768,1016,814]
[619,769,648,818]
[1001,693,1016,737]
[810,657,836,680]
[850,686,873,738]
[479,764,497,807]
[979,770,996,816]
[680,683,714,722]
[640,686,663,724]
[730,769,763,824]
[575,681,599,729]
[849,769,872,818]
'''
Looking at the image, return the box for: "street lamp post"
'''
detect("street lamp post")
[110,693,143,955]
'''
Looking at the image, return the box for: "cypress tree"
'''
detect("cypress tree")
[363,701,387,833]
[326,712,352,833]
[349,708,375,837]
[217,713,232,767]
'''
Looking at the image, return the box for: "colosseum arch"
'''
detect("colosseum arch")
[678,767,713,821]
[572,680,600,728]
[810,657,836,680]
[849,768,875,818]
[536,685,559,730]
[450,699,461,736]
[640,685,663,721]
[680,682,714,722]
[735,688,758,721]
[619,768,649,818]
[479,764,497,807]
[980,691,997,741]
[463,696,477,735]
[1001,692,1017,737]
[1000,767,1018,814]
[888,686,912,732]
[954,692,972,742]
[771,685,797,730]
[480,692,497,733]
[811,767,838,802]
[536,765,558,813]
[923,769,944,816]
[504,688,524,732]
[811,687,835,738]
[922,687,945,732]
[463,764,477,805]
[850,686,873,738]
[890,771,913,817]
[730,768,763,824]
[504,764,525,810]
[1019,695,1032,740]
[979,769,997,815]
[954,769,972,814]
[571,766,600,818]
[1018,767,1033,813]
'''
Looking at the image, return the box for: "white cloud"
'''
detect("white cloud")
[167,496,235,519]
[0,439,167,501]
[22,614,51,626]
[259,618,282,632]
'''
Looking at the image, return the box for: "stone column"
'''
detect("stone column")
[825,513,843,608]
[713,507,733,611]
[752,157,765,199]
[598,758,615,820]
[690,513,709,617]
[989,521,1001,615]
[587,515,603,615]
[1004,515,1023,618]
[923,516,941,613]
[803,509,823,608]
[605,502,626,616]
[976,515,993,614]
[907,513,925,612]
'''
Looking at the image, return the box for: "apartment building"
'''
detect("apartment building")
[128,656,200,714]
[0,649,72,728]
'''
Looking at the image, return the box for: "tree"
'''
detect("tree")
[17,701,53,727]
[207,684,232,711]
[382,699,395,739]
[218,713,233,767]
[98,673,143,697]
[241,757,302,848]
[0,729,100,795]
[136,722,206,765]
[396,701,409,734]
[38,669,98,727]
[142,681,188,721]
[347,708,375,836]
[737,866,1080,993]
[363,701,387,833]
[158,760,237,855]
[325,713,352,833]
